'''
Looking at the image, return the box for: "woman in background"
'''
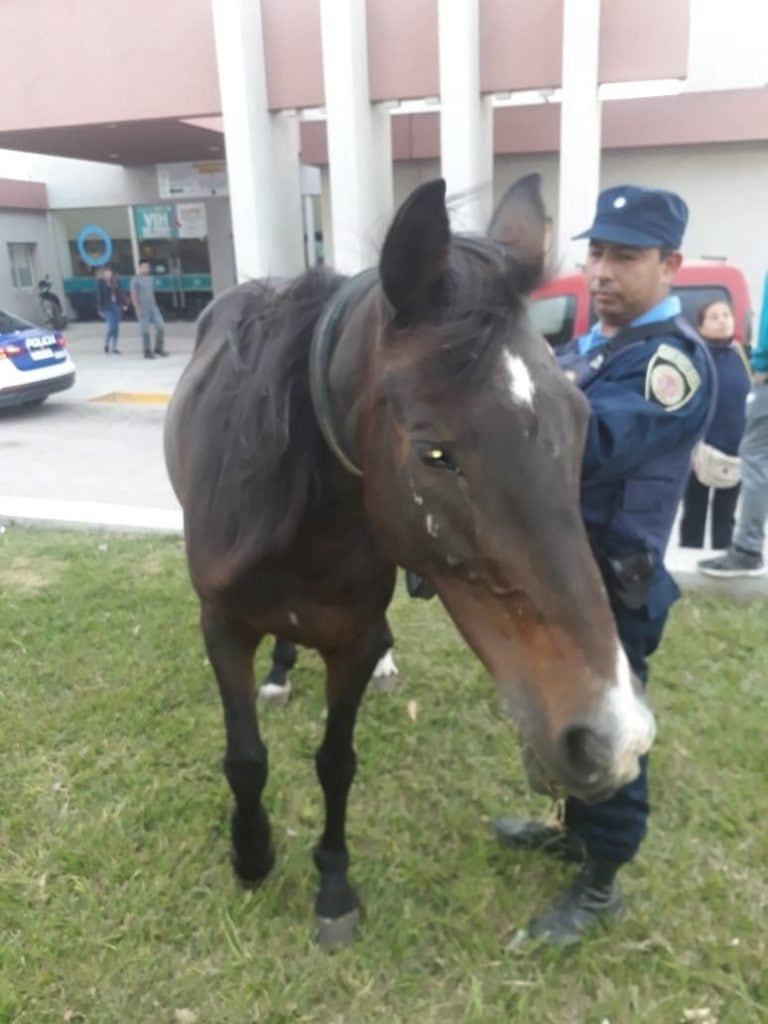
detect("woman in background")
[679,299,751,549]
[96,267,129,354]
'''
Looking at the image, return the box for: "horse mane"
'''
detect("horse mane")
[185,268,345,570]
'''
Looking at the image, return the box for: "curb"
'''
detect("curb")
[0,497,182,535]
[2,499,767,601]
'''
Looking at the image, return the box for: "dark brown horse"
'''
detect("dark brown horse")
[164,175,655,947]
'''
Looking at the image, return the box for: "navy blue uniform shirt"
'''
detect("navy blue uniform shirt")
[558,297,716,618]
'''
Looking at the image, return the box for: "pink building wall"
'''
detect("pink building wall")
[3,0,764,165]
[0,0,221,130]
[0,178,48,210]
[0,0,687,131]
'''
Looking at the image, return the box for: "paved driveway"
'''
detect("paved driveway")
[1,317,766,595]
[0,320,193,527]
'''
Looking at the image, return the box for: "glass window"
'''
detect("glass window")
[528,294,577,349]
[7,243,36,289]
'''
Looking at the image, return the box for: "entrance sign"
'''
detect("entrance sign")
[157,161,229,199]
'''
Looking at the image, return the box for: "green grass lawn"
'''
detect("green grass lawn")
[1,528,766,1024]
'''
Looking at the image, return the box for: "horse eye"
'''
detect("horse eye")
[415,443,460,472]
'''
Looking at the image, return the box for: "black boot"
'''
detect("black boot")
[528,857,624,947]
[405,570,436,600]
[494,816,585,863]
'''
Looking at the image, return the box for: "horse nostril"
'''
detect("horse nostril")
[559,725,613,785]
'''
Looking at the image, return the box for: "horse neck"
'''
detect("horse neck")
[326,289,382,472]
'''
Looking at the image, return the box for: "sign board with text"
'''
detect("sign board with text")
[174,202,208,239]
[134,204,174,240]
[157,160,228,199]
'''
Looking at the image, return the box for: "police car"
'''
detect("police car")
[0,307,76,409]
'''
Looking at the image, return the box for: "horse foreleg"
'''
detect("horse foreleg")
[200,602,274,885]
[313,619,389,948]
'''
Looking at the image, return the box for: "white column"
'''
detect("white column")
[211,0,304,281]
[319,0,394,274]
[437,0,493,233]
[304,195,317,268]
[126,205,140,271]
[558,0,601,271]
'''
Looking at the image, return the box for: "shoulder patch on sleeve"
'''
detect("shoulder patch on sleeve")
[645,342,701,411]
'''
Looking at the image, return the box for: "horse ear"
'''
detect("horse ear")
[379,179,451,324]
[487,173,547,293]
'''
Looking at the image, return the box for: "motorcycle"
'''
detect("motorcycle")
[38,275,69,331]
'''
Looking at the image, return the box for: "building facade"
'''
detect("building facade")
[0,0,767,325]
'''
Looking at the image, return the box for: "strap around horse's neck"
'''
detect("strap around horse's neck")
[309,268,379,477]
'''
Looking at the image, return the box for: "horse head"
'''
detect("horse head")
[358,175,655,803]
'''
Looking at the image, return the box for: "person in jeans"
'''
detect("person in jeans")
[698,383,768,575]
[699,276,768,578]
[679,300,751,549]
[96,267,128,354]
[130,261,167,359]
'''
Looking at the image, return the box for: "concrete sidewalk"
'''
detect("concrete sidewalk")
[1,318,766,599]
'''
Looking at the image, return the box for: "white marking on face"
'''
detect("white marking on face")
[604,643,656,782]
[425,513,439,538]
[409,476,425,506]
[373,650,398,678]
[288,610,299,626]
[505,352,535,408]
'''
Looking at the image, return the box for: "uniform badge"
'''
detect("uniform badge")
[645,343,701,411]
[589,353,605,370]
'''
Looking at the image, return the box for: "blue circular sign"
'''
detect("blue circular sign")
[76,225,113,267]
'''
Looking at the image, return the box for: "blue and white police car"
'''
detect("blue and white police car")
[0,308,76,409]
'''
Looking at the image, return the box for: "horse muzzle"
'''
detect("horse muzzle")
[510,689,656,804]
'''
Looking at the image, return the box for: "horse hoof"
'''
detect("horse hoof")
[315,907,361,950]
[258,680,292,706]
[371,651,399,693]
[230,843,276,888]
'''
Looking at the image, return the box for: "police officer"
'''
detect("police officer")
[495,185,716,946]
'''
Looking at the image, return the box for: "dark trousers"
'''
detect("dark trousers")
[564,602,667,865]
[270,636,297,670]
[679,472,740,550]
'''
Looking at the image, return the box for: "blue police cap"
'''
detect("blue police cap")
[573,185,688,249]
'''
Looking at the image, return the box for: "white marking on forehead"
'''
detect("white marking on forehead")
[425,514,439,538]
[504,352,535,408]
[288,610,299,626]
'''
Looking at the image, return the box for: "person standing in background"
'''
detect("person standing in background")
[131,261,167,359]
[699,276,768,578]
[96,267,128,355]
[679,300,750,549]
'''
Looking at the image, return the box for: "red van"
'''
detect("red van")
[529,261,752,349]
